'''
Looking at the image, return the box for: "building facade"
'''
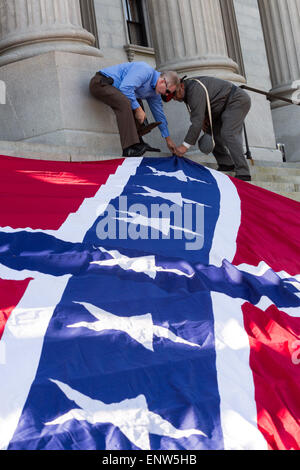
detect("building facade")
[0,0,299,161]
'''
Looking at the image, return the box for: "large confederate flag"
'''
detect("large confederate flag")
[0,154,299,450]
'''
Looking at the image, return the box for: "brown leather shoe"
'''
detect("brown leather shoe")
[138,122,162,136]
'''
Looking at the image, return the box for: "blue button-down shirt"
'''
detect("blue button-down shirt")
[99,62,170,138]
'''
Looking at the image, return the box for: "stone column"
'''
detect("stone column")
[147,0,244,82]
[258,0,300,104]
[0,0,114,151]
[258,0,300,161]
[0,0,102,66]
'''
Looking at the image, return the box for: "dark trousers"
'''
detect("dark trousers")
[89,73,140,150]
[212,88,251,176]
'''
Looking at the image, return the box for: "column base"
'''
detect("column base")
[22,129,122,156]
[268,83,300,109]
[272,104,300,162]
[0,50,123,154]
[0,22,103,66]
[0,39,102,67]
[158,56,246,83]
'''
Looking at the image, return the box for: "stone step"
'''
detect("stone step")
[208,170,300,184]
[187,152,300,168]
[0,139,123,162]
[189,162,300,185]
[250,181,298,193]
[248,159,300,169]
[187,157,300,177]
[0,140,300,169]
[277,192,300,202]
[196,162,300,177]
[183,158,300,198]
[251,173,300,184]
[250,166,300,177]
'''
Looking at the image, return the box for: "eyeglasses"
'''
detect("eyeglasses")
[162,76,187,102]
[163,78,172,96]
[161,78,176,102]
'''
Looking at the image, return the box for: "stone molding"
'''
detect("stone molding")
[0,0,102,66]
[124,44,155,62]
[147,0,244,82]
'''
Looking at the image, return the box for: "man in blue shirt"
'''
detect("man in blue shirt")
[90,62,179,157]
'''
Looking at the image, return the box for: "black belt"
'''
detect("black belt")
[96,72,114,85]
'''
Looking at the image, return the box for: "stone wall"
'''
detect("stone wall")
[233,0,279,159]
[0,0,297,161]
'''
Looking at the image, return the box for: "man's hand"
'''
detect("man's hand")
[174,145,188,157]
[165,136,177,154]
[134,106,146,124]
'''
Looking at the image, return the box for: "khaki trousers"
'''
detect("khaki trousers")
[89,73,140,150]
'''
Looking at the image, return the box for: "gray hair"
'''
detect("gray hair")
[160,71,180,86]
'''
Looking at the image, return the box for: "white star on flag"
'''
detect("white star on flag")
[115,210,170,236]
[134,185,210,207]
[146,166,208,184]
[45,379,206,450]
[67,301,201,352]
[236,261,300,316]
[91,247,195,279]
[115,210,203,239]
